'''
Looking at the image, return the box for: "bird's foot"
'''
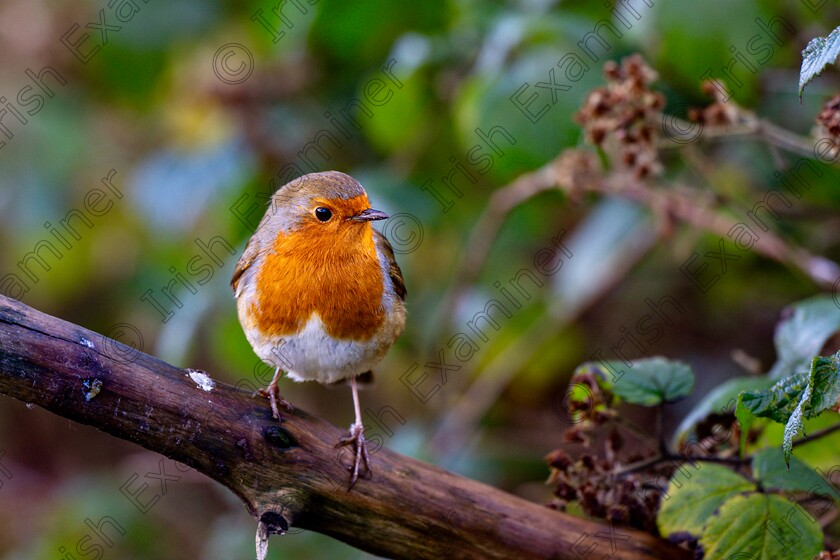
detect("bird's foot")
[255,385,294,420]
[335,422,371,489]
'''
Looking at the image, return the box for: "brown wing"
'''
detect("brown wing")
[230,234,260,294]
[374,230,406,301]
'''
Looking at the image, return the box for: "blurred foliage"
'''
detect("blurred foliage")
[1,0,840,558]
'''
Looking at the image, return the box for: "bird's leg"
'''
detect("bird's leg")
[256,367,294,420]
[336,376,371,489]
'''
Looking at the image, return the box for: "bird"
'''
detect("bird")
[230,171,406,488]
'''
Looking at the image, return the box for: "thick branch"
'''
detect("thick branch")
[0,295,688,559]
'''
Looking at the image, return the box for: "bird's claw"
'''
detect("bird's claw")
[255,386,294,420]
[336,422,371,489]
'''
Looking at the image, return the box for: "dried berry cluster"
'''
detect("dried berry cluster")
[687,80,740,126]
[817,93,840,144]
[545,366,667,533]
[545,435,665,533]
[560,367,614,446]
[575,54,665,179]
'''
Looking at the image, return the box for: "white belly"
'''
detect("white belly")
[245,313,399,384]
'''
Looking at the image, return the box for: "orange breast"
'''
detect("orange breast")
[251,219,385,341]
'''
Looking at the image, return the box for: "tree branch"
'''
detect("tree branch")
[0,295,689,560]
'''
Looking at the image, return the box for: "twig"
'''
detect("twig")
[613,452,749,477]
[659,114,820,158]
[600,174,840,289]
[792,422,840,448]
[612,455,665,476]
[445,123,837,339]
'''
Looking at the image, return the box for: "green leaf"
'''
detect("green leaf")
[673,376,775,447]
[800,26,840,98]
[594,357,695,407]
[753,448,840,499]
[700,493,823,560]
[657,464,754,537]
[737,370,810,426]
[809,354,840,413]
[736,352,840,463]
[769,296,840,380]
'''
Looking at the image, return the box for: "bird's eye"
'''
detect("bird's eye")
[314,207,332,222]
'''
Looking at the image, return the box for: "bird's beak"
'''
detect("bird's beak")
[350,208,389,222]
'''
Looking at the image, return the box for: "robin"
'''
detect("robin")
[231,171,406,488]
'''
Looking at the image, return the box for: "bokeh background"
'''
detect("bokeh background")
[1,0,840,558]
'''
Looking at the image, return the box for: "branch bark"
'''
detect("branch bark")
[0,295,689,560]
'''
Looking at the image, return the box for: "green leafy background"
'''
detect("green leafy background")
[1,0,840,558]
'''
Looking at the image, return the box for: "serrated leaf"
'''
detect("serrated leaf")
[657,464,754,537]
[700,493,823,560]
[753,447,840,499]
[594,357,694,407]
[673,376,775,448]
[783,353,840,463]
[769,296,840,380]
[737,370,810,426]
[737,352,840,462]
[800,26,840,98]
[809,353,840,412]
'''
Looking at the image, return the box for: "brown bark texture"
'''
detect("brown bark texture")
[0,295,689,559]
